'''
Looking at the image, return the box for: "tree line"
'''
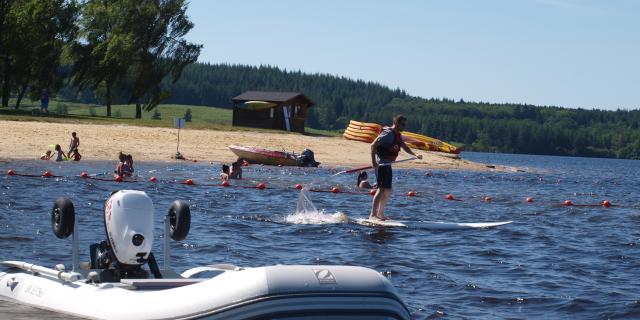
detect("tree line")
[0,0,200,117]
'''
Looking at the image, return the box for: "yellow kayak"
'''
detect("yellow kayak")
[343,120,460,154]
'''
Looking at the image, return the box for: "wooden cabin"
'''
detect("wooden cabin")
[232,91,315,133]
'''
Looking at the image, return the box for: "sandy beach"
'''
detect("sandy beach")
[0,120,513,171]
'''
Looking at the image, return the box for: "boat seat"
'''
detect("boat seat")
[120,278,205,290]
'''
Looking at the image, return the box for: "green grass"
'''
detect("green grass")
[0,99,336,136]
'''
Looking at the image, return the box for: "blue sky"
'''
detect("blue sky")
[185,0,639,110]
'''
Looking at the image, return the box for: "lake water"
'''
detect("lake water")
[1,152,639,319]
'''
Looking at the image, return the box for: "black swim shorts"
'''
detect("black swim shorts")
[376,165,392,189]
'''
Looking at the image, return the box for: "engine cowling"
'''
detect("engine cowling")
[104,190,154,265]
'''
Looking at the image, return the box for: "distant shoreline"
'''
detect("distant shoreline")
[0,120,514,172]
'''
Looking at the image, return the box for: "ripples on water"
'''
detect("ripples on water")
[1,153,639,319]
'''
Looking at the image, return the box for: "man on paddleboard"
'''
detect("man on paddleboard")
[370,115,422,221]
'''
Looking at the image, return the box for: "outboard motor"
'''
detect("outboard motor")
[296,148,320,167]
[90,190,161,282]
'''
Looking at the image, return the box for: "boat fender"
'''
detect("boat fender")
[168,200,190,241]
[51,197,75,239]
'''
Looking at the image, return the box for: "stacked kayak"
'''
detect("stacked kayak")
[342,120,381,143]
[343,120,461,154]
[402,131,461,154]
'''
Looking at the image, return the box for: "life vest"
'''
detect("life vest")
[376,127,402,161]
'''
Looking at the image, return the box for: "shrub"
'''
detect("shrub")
[113,110,122,118]
[184,108,192,122]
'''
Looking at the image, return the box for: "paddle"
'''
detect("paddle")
[332,156,418,176]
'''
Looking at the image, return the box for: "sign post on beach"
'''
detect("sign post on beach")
[174,118,186,159]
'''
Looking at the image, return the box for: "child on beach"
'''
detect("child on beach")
[68,132,80,155]
[54,144,66,162]
[66,132,82,161]
[40,150,53,160]
[229,161,242,179]
[69,149,82,161]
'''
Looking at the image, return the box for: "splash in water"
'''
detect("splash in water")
[295,188,318,214]
[286,188,349,224]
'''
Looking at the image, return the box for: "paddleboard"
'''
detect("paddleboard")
[352,218,408,228]
[415,220,512,230]
[352,219,512,230]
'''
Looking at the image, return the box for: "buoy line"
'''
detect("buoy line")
[5,169,618,208]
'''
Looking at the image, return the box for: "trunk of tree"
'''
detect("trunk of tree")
[135,101,142,119]
[14,82,27,109]
[106,81,112,117]
[1,56,9,108]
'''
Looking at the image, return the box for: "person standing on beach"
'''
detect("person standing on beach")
[68,132,81,160]
[40,90,49,113]
[68,132,80,155]
[369,115,422,221]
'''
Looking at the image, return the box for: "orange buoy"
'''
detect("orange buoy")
[149,176,157,182]
[295,183,303,190]
[222,180,230,187]
[331,187,340,193]
[7,169,15,176]
[526,197,534,203]
[602,200,611,207]
[407,191,416,197]
[184,179,194,185]
[563,200,573,206]
[257,182,266,189]
[446,194,454,200]
[115,175,123,182]
[484,196,492,202]
[369,189,377,196]
[80,172,89,178]
[42,171,53,177]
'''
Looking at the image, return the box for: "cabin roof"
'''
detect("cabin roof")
[232,91,315,107]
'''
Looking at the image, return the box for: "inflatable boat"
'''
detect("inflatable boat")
[0,190,410,319]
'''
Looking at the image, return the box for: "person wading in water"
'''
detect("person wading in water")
[369,114,422,221]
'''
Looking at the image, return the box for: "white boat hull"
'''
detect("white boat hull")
[1,263,410,319]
